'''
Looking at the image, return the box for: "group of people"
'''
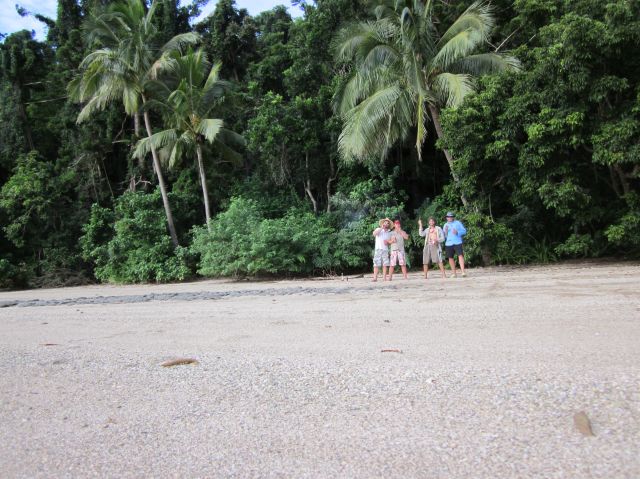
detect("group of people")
[371,212,467,282]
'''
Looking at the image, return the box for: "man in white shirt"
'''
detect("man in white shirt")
[372,218,393,282]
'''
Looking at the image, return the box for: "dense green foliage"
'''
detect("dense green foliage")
[80,190,193,282]
[0,0,638,288]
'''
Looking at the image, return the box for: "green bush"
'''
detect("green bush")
[0,258,30,289]
[80,190,192,283]
[462,212,516,266]
[191,197,262,277]
[555,233,594,258]
[249,210,336,274]
[192,197,339,276]
[605,193,640,256]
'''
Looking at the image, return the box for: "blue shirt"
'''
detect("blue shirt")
[442,220,466,246]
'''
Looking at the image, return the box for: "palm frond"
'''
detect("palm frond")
[161,32,201,55]
[432,27,485,71]
[203,61,222,92]
[339,83,409,160]
[448,52,521,75]
[197,119,224,143]
[437,1,494,47]
[433,72,474,108]
[122,84,140,115]
[335,67,386,116]
[168,132,195,169]
[76,77,126,123]
[133,129,178,159]
[415,93,428,161]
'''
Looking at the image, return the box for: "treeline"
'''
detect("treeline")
[0,0,638,288]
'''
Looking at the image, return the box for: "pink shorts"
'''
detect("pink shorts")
[390,250,406,267]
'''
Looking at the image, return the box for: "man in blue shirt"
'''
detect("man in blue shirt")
[443,211,467,278]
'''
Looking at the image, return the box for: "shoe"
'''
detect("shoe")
[461,273,467,277]
[450,274,457,278]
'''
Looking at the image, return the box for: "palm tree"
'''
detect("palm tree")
[69,0,198,246]
[334,0,520,206]
[133,48,244,228]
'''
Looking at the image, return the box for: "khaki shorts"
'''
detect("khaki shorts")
[390,250,406,267]
[373,249,390,267]
[423,244,443,265]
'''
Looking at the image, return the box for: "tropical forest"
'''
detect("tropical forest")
[0,0,638,288]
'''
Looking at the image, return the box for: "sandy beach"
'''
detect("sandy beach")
[1,262,639,478]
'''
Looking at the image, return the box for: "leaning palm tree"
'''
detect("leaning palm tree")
[133,48,244,228]
[334,0,520,206]
[69,0,198,247]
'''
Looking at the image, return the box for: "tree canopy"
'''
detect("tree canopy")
[0,0,638,288]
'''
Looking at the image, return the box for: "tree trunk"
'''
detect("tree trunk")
[326,155,337,213]
[196,143,212,230]
[609,165,623,198]
[428,104,469,207]
[305,179,318,214]
[134,112,141,137]
[614,164,631,196]
[141,101,179,247]
[304,152,318,214]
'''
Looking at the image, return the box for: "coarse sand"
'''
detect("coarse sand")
[1,262,639,478]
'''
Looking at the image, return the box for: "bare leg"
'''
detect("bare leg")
[372,266,379,281]
[438,261,446,278]
[401,265,408,279]
[389,265,394,281]
[423,265,428,279]
[448,257,457,277]
[383,266,389,281]
[459,255,466,275]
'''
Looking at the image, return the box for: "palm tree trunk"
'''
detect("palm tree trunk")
[141,105,180,247]
[196,143,212,230]
[134,112,141,137]
[428,104,469,207]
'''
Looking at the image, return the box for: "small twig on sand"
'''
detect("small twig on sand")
[161,358,199,367]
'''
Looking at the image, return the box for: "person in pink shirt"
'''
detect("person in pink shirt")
[388,219,409,280]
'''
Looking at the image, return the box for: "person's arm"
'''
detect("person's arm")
[373,227,381,237]
[418,220,426,236]
[457,221,467,236]
[437,227,445,243]
[386,234,396,245]
[400,229,409,240]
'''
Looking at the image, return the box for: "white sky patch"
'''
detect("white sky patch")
[0,0,57,40]
[196,0,303,23]
[0,0,303,41]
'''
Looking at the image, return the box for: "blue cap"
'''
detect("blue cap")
[445,211,455,217]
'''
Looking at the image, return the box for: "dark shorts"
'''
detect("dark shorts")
[445,244,464,259]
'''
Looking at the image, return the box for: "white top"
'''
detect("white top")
[374,229,391,250]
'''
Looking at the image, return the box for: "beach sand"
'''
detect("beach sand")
[1,262,639,478]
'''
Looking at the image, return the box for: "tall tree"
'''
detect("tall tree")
[334,0,520,206]
[0,30,51,152]
[196,0,257,82]
[69,0,198,246]
[133,48,243,226]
